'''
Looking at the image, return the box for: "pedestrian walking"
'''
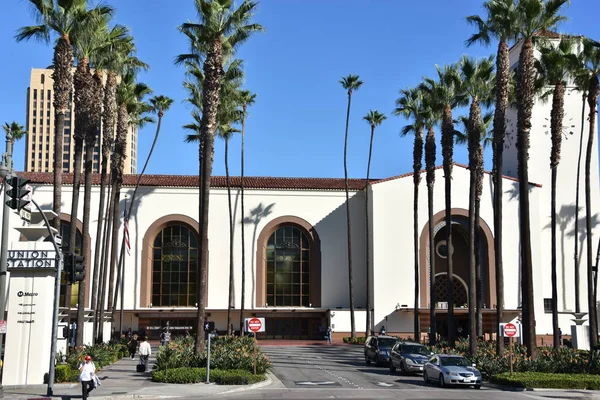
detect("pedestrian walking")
[127,334,138,359]
[79,355,96,400]
[326,327,333,344]
[139,336,151,369]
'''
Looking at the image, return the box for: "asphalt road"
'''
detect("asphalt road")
[215,345,600,400]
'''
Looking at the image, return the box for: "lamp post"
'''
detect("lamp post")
[0,131,13,397]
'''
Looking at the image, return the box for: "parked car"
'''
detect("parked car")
[423,354,482,389]
[364,335,398,366]
[389,341,432,374]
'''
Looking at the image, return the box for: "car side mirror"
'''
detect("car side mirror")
[472,363,476,368]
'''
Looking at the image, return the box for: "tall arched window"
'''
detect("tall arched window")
[266,226,310,307]
[151,224,198,307]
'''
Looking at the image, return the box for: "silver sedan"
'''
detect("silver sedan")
[423,354,482,389]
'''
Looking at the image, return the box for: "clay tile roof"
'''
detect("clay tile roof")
[18,172,372,191]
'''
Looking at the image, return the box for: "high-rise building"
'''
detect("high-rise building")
[24,68,138,174]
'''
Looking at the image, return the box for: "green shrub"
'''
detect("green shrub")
[44,364,80,383]
[152,367,267,385]
[154,336,271,374]
[342,336,367,344]
[491,372,600,389]
[67,342,126,370]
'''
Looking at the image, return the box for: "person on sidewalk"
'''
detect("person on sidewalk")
[325,327,332,344]
[127,334,138,359]
[139,336,151,369]
[79,355,96,400]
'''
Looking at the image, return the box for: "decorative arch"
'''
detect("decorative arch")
[140,214,200,307]
[419,208,496,309]
[59,213,91,308]
[256,216,321,307]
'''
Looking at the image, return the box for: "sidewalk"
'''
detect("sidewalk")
[3,345,270,400]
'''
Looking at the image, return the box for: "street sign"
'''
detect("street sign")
[246,317,265,333]
[0,320,6,333]
[503,322,519,337]
[19,208,31,223]
[23,184,32,212]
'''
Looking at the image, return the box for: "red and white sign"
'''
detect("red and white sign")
[0,320,6,334]
[246,317,265,333]
[502,322,519,337]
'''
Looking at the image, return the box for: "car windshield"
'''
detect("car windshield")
[440,356,471,367]
[378,338,397,347]
[403,345,429,355]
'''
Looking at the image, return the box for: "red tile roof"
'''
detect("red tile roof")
[18,171,371,191]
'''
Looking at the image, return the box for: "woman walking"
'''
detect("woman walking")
[127,334,138,359]
[79,355,96,400]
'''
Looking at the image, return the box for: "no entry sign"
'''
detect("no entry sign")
[503,322,519,337]
[246,317,265,333]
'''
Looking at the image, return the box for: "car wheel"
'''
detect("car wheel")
[438,373,445,388]
[399,361,406,375]
[389,362,396,373]
[374,355,380,366]
[365,355,372,365]
[474,385,481,389]
[423,370,428,384]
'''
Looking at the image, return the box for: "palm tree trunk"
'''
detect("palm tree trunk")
[413,128,423,342]
[585,75,599,348]
[550,82,565,349]
[96,181,112,343]
[51,37,71,232]
[107,180,121,313]
[426,126,437,345]
[365,126,375,337]
[78,138,94,345]
[93,72,117,342]
[442,105,455,347]
[475,196,483,338]
[343,91,356,339]
[239,111,247,335]
[196,38,224,353]
[226,138,234,336]
[467,98,480,357]
[574,93,586,314]
[493,39,509,356]
[516,38,537,358]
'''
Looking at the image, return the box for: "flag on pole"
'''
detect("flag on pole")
[124,218,131,255]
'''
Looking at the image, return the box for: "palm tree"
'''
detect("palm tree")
[394,88,426,342]
[339,74,363,340]
[91,29,147,343]
[459,55,495,357]
[178,0,262,352]
[535,38,575,348]
[579,38,600,348]
[420,91,439,346]
[16,0,92,231]
[362,110,386,337]
[238,90,256,335]
[514,0,569,358]
[422,65,465,347]
[466,0,520,356]
[2,122,27,146]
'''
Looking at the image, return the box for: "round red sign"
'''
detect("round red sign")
[504,323,518,337]
[248,318,262,333]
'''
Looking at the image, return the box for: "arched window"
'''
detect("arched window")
[266,226,310,307]
[151,224,198,307]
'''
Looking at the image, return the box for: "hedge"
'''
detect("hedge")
[491,372,600,390]
[152,367,267,385]
[53,364,80,383]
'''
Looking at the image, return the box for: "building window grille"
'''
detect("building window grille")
[544,298,553,313]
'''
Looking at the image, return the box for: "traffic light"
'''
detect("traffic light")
[204,321,215,332]
[64,252,85,284]
[73,254,85,282]
[6,176,30,211]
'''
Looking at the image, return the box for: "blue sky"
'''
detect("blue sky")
[1,0,598,179]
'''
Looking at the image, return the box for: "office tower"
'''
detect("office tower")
[24,68,138,174]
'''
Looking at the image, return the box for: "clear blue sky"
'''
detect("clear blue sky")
[1,0,598,179]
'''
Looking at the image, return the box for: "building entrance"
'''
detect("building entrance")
[263,317,324,340]
[138,317,195,340]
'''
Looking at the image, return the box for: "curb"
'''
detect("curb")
[484,382,529,392]
[217,372,273,395]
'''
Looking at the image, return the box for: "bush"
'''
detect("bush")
[152,367,267,385]
[343,337,367,344]
[44,364,80,384]
[154,336,271,374]
[67,342,127,370]
[491,372,600,390]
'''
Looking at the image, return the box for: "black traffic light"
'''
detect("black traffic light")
[64,252,85,284]
[204,321,215,332]
[6,176,30,211]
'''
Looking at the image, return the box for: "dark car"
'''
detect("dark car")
[364,335,398,366]
[389,341,432,374]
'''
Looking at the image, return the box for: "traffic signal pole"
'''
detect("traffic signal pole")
[0,131,14,397]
